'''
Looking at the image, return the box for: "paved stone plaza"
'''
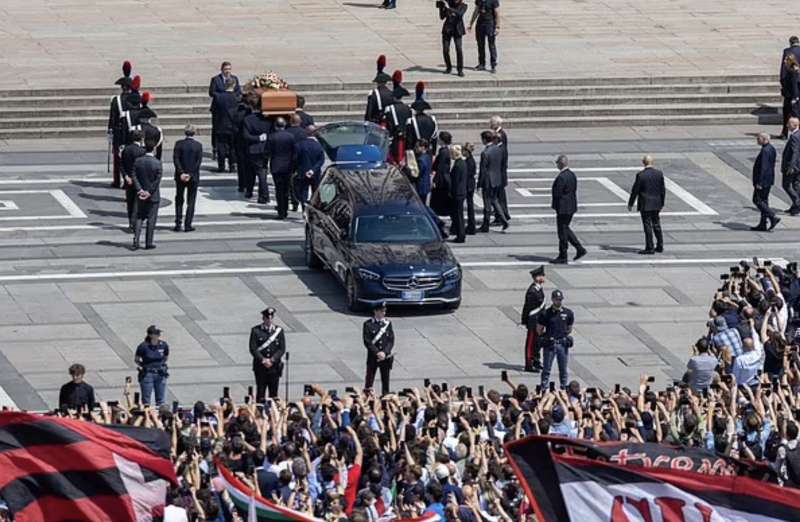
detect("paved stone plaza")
[0,125,796,409]
[0,0,795,89]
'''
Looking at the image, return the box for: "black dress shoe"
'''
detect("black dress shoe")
[173,225,181,232]
[444,67,452,74]
[769,217,781,230]
[524,366,535,373]
[490,66,497,74]
[244,191,253,199]
[638,249,655,255]
[655,245,663,253]
[457,70,465,77]
[257,199,268,204]
[237,187,244,193]
[291,204,299,212]
[749,225,767,231]
[475,64,486,71]
[550,257,568,264]
[452,237,466,243]
[574,247,587,261]
[466,229,476,235]
[131,243,139,251]
[477,227,489,233]
[144,244,156,250]
[501,222,509,232]
[184,226,195,232]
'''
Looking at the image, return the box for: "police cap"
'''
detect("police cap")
[373,301,387,311]
[530,265,545,278]
[261,307,276,317]
[551,289,564,300]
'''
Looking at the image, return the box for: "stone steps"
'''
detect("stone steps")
[0,75,781,139]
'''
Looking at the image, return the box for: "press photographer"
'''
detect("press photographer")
[437,0,468,76]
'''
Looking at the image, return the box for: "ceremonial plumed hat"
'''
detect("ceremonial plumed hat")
[410,81,431,112]
[372,55,392,84]
[391,70,409,99]
[130,75,142,92]
[115,61,132,86]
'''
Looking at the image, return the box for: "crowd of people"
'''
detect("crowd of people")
[38,257,800,521]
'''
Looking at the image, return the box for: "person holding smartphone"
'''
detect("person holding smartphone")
[134,325,169,406]
[438,0,468,76]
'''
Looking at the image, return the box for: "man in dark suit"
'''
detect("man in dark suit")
[365,55,393,123]
[781,117,800,215]
[286,114,308,211]
[120,130,146,232]
[627,155,666,254]
[550,155,586,264]
[242,108,272,203]
[780,37,800,138]
[132,141,163,250]
[477,131,508,231]
[268,118,297,219]
[173,124,203,232]
[212,78,239,173]
[490,115,510,222]
[232,94,256,193]
[363,302,395,396]
[449,145,468,243]
[208,61,241,158]
[439,0,468,76]
[295,126,325,209]
[751,133,781,231]
[296,96,315,128]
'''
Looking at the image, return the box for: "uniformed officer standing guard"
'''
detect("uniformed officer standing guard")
[365,55,394,123]
[249,308,286,401]
[108,61,133,188]
[520,265,546,372]
[405,82,439,152]
[363,302,395,396]
[383,70,412,164]
[536,290,574,389]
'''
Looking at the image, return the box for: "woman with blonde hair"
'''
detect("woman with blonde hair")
[448,144,468,243]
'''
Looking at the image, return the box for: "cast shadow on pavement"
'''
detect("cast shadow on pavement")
[342,2,384,8]
[596,244,640,254]
[77,192,125,203]
[484,361,527,372]
[717,221,753,231]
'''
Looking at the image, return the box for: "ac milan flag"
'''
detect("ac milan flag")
[505,435,800,522]
[0,412,177,522]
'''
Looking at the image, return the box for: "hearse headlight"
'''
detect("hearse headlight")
[357,268,382,281]
[443,266,462,281]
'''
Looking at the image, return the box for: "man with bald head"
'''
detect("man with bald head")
[781,116,800,215]
[627,155,665,254]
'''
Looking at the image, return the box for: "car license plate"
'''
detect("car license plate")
[401,290,423,301]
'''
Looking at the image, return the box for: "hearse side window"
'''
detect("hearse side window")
[318,177,337,208]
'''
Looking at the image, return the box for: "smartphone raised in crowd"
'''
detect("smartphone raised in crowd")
[501,370,508,382]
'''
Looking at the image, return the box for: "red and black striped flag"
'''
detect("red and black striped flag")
[506,435,800,522]
[0,412,177,521]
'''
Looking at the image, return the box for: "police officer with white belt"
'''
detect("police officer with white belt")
[363,302,395,396]
[249,307,286,401]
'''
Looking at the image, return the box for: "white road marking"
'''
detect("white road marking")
[0,257,789,283]
[0,189,87,221]
[50,189,88,218]
[0,219,302,233]
[663,177,717,215]
[514,188,549,198]
[0,385,18,409]
[508,167,641,173]
[0,162,219,174]
[0,200,19,211]
[507,202,628,209]
[594,177,632,202]
[0,174,241,185]
[508,211,706,218]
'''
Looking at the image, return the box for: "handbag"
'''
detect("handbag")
[405,150,419,178]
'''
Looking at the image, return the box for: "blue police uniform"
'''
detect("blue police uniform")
[537,304,574,389]
[135,340,169,406]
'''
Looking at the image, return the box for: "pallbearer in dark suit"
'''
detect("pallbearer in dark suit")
[751,133,780,231]
[782,117,800,214]
[365,55,393,123]
[132,142,162,250]
[295,126,325,209]
[477,131,508,231]
[449,145,468,243]
[780,37,800,138]
[521,265,546,372]
[108,61,133,188]
[405,82,439,151]
[208,61,241,158]
[269,118,297,219]
[383,71,412,164]
[249,307,285,401]
[363,302,395,396]
[627,155,666,254]
[490,116,510,221]
[550,155,586,264]
[212,78,239,173]
[173,124,203,232]
[120,130,146,231]
[242,107,273,202]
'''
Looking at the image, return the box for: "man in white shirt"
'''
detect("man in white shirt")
[732,336,763,386]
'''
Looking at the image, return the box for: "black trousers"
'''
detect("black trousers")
[134,200,158,247]
[753,187,777,226]
[640,210,663,251]
[442,34,464,72]
[215,133,234,171]
[365,359,392,396]
[783,172,800,210]
[235,141,248,190]
[253,365,280,402]
[273,172,290,218]
[476,24,497,67]
[466,190,476,233]
[450,196,465,240]
[481,187,508,228]
[125,183,137,229]
[247,154,269,202]
[556,213,582,258]
[783,96,792,137]
[495,186,510,220]
[293,173,317,209]
[175,179,198,228]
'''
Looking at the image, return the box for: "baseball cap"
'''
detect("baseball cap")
[146,325,161,335]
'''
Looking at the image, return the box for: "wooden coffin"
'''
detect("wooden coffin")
[260,89,298,115]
